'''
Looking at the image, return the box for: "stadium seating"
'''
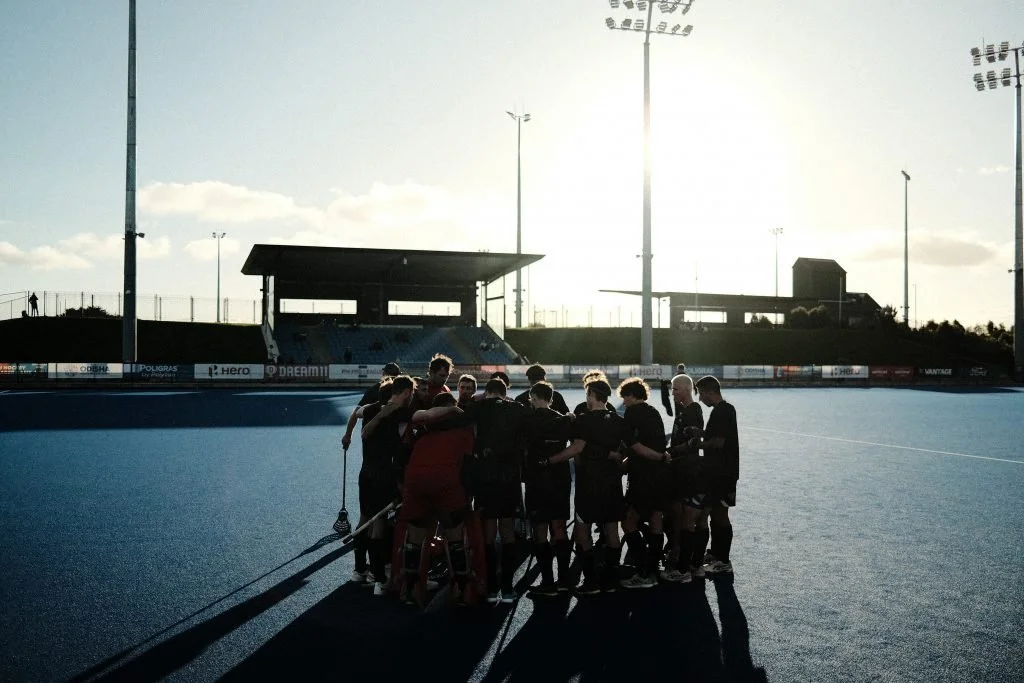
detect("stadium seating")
[273,318,518,366]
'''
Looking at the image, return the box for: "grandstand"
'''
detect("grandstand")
[241,245,542,366]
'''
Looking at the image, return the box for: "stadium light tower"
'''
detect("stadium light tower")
[507,110,530,329]
[971,40,1024,379]
[769,227,783,298]
[213,232,226,323]
[605,0,697,365]
[902,170,910,326]
[122,0,139,362]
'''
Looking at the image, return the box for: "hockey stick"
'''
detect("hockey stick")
[333,446,352,534]
[340,499,401,545]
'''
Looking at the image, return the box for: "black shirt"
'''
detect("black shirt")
[573,400,617,417]
[669,402,705,449]
[570,408,630,479]
[357,382,384,407]
[704,400,739,481]
[360,402,413,470]
[524,406,573,477]
[457,397,531,474]
[623,402,667,478]
[514,387,571,415]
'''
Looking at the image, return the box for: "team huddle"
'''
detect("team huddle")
[338,354,740,606]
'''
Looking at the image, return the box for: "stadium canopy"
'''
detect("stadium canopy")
[242,245,544,328]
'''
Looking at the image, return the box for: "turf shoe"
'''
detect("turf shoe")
[620,574,656,589]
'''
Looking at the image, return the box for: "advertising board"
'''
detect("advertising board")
[683,365,723,378]
[869,366,892,379]
[193,364,264,380]
[129,364,193,380]
[51,363,124,379]
[916,367,955,378]
[329,364,379,380]
[265,364,330,382]
[617,365,671,380]
[774,365,819,379]
[962,366,990,378]
[892,366,914,379]
[825,365,869,379]
[723,365,773,380]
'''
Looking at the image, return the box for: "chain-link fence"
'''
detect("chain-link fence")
[0,290,261,324]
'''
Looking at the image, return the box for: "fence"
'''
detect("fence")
[0,291,261,324]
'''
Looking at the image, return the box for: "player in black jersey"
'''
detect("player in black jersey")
[521,381,574,596]
[513,364,570,414]
[572,370,617,415]
[548,379,629,595]
[457,378,531,603]
[341,362,402,451]
[662,373,706,582]
[356,375,415,594]
[690,375,739,575]
[617,378,673,589]
[456,373,477,408]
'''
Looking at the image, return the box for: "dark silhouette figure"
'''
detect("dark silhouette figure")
[29,292,39,316]
[343,347,353,364]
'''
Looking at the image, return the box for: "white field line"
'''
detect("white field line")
[746,426,1023,466]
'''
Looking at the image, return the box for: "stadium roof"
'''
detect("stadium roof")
[241,245,543,286]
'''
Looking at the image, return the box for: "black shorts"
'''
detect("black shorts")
[474,481,523,519]
[686,475,736,509]
[525,473,571,525]
[359,467,397,516]
[574,473,625,525]
[626,472,670,518]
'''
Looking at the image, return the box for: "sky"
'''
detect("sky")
[1,0,1021,330]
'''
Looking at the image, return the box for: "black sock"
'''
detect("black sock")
[624,530,647,575]
[354,533,369,574]
[403,542,421,592]
[535,542,555,585]
[693,526,710,566]
[713,523,733,563]
[500,542,518,592]
[485,543,498,593]
[647,532,665,576]
[603,545,620,585]
[449,540,468,577]
[554,539,572,583]
[678,530,695,570]
[370,538,387,582]
[580,548,596,583]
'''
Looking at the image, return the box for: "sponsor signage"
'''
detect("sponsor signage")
[129,363,191,380]
[774,365,819,379]
[265,364,330,381]
[329,364,378,380]
[892,366,914,379]
[916,367,955,378]
[51,362,124,379]
[869,366,892,379]
[568,365,619,380]
[724,365,773,380]
[963,366,990,378]
[826,365,869,379]
[684,365,723,378]
[194,363,264,380]
[618,365,670,380]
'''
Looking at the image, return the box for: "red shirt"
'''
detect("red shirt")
[406,425,474,473]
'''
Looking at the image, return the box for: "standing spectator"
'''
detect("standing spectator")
[29,292,39,316]
[344,347,353,364]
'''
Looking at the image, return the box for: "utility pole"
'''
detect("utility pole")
[213,232,226,322]
[902,170,910,326]
[770,227,783,298]
[507,110,530,329]
[122,0,139,362]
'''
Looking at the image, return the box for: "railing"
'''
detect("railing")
[0,290,261,324]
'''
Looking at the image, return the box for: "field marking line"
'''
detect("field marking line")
[746,426,1023,465]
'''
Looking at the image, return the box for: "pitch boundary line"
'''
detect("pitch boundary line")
[746,426,1023,465]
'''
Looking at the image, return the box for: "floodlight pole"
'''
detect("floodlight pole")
[213,232,226,322]
[121,0,137,362]
[1014,48,1023,380]
[508,111,530,329]
[902,170,910,326]
[770,227,783,298]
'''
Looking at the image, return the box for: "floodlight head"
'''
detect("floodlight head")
[523,113,531,122]
[609,0,620,7]
[974,73,985,91]
[971,47,982,67]
[657,21,668,32]
[1001,67,1012,86]
[999,41,1009,60]
[682,24,693,36]
[985,44,996,62]
[621,17,632,28]
[507,111,515,119]
[671,23,681,33]
[634,19,645,31]
[901,170,910,181]
[681,2,691,15]
[987,70,998,89]
[624,0,634,8]
[659,3,676,13]
[637,0,648,10]
[606,17,616,28]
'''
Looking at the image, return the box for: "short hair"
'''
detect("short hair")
[671,373,694,395]
[391,375,415,395]
[484,378,508,396]
[432,392,457,407]
[489,371,510,387]
[587,379,612,403]
[457,373,477,390]
[429,353,453,374]
[676,363,686,373]
[529,380,553,403]
[382,362,401,377]
[695,375,722,395]
[617,377,650,401]
[526,364,546,383]
[582,370,607,387]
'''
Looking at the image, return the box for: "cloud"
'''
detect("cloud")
[56,232,171,261]
[184,236,242,261]
[139,181,324,226]
[978,165,1011,175]
[856,231,1000,267]
[0,241,92,270]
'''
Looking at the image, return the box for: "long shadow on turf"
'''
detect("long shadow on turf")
[0,390,357,431]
